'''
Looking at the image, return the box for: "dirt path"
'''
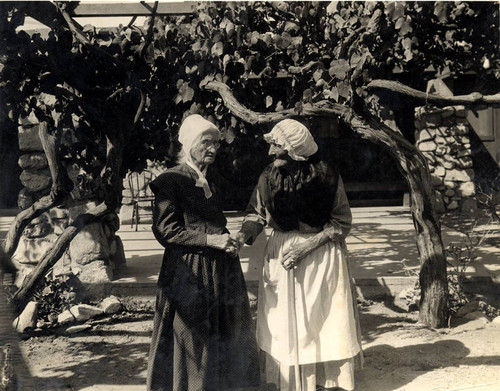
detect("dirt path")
[20,302,500,391]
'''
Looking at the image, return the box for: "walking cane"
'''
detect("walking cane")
[288,267,302,391]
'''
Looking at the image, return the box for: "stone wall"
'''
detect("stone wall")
[14,114,126,295]
[415,106,476,213]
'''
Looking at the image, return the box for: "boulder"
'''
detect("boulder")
[58,309,76,325]
[18,153,48,170]
[66,304,104,322]
[69,223,110,265]
[20,169,52,192]
[445,169,474,182]
[101,296,122,314]
[13,235,56,265]
[458,182,476,197]
[66,324,92,334]
[18,125,43,152]
[418,141,437,152]
[12,301,38,333]
[454,301,481,318]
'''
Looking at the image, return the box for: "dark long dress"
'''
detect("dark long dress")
[146,163,260,391]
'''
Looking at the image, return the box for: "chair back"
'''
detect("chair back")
[128,170,156,200]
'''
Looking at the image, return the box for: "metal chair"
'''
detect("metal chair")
[128,170,156,231]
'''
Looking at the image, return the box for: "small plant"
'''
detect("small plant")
[32,272,81,324]
[399,258,420,311]
[445,222,492,317]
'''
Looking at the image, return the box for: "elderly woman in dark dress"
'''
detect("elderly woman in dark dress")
[146,114,260,391]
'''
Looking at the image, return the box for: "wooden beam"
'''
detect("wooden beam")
[71,2,196,17]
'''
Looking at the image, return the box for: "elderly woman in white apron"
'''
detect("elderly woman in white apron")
[234,119,362,391]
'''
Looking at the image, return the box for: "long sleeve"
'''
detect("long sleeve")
[150,177,208,248]
[323,176,352,240]
[240,183,267,245]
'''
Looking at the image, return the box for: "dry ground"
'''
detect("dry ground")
[19,300,500,391]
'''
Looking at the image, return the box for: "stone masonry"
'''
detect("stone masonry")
[13,114,126,297]
[415,105,476,213]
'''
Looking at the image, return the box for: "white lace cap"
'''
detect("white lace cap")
[264,119,318,161]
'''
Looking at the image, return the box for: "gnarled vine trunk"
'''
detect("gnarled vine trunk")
[205,80,449,327]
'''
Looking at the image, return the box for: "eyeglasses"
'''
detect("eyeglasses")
[201,139,221,149]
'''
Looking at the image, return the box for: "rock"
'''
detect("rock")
[422,112,443,126]
[444,181,458,189]
[445,169,474,182]
[435,136,446,145]
[18,112,39,126]
[441,108,455,118]
[66,324,92,334]
[49,208,70,236]
[444,189,455,197]
[458,182,476,197]
[20,169,52,193]
[457,157,473,168]
[76,260,113,284]
[461,198,477,213]
[435,166,446,177]
[58,309,76,325]
[417,129,434,142]
[456,148,472,158]
[101,296,122,314]
[464,311,489,322]
[442,161,455,169]
[447,200,459,210]
[422,152,437,164]
[75,260,113,300]
[451,312,489,333]
[69,223,110,265]
[452,124,469,136]
[18,153,48,170]
[455,107,467,118]
[435,145,449,156]
[23,214,52,238]
[13,235,56,265]
[418,141,437,152]
[455,301,481,318]
[12,301,38,333]
[68,304,104,322]
[18,188,36,210]
[18,125,43,151]
[431,174,444,187]
[436,126,450,137]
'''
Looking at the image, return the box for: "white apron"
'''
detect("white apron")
[257,229,361,366]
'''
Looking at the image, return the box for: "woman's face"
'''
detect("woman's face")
[268,142,293,168]
[190,131,221,169]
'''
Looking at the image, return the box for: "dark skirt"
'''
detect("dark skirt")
[146,247,260,391]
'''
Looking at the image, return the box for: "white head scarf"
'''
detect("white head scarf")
[178,114,221,199]
[264,119,318,161]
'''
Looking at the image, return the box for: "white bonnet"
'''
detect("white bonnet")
[178,114,220,154]
[264,119,318,161]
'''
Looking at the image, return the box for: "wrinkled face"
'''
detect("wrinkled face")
[190,131,221,169]
[268,141,293,168]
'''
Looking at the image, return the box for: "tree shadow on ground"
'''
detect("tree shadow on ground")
[356,307,500,391]
[30,331,150,390]
[356,339,472,391]
[359,307,419,345]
